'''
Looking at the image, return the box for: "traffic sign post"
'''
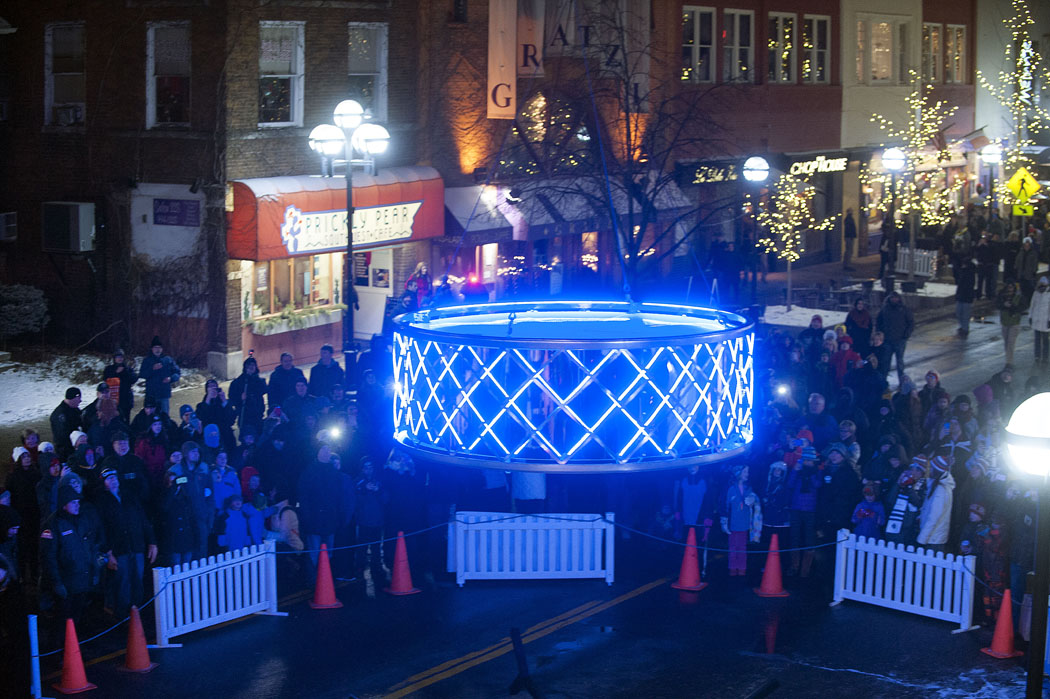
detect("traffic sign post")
[1006,167,1041,202]
[1014,204,1035,217]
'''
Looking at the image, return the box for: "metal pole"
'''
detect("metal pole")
[343,138,357,388]
[1027,478,1050,698]
[28,614,51,699]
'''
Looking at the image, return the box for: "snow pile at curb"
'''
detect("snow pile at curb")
[0,354,211,427]
[761,306,848,328]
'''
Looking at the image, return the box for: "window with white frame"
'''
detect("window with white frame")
[723,10,754,83]
[147,22,191,128]
[801,15,829,84]
[258,21,304,127]
[921,23,941,83]
[768,13,796,83]
[45,23,86,127]
[682,6,715,83]
[855,16,910,85]
[945,24,965,83]
[347,23,388,122]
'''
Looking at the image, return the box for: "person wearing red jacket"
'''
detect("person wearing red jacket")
[829,336,861,388]
[134,415,170,491]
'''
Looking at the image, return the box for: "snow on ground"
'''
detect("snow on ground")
[840,280,958,298]
[761,305,847,328]
[0,353,210,427]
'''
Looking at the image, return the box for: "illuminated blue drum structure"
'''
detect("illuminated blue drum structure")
[391,301,754,472]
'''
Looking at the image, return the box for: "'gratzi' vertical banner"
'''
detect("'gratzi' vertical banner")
[517,0,544,77]
[488,0,517,119]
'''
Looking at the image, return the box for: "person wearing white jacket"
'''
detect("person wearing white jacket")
[917,455,954,552]
[1028,276,1050,362]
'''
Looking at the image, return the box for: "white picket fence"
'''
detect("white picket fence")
[449,512,615,586]
[152,540,287,647]
[831,530,978,633]
[894,247,938,277]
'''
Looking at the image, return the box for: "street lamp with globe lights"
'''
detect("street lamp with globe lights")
[881,147,907,281]
[981,143,1002,217]
[1005,392,1050,698]
[308,100,390,385]
[741,156,770,302]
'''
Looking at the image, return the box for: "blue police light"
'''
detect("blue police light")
[390,301,755,473]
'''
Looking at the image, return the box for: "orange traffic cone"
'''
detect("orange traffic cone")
[385,531,421,595]
[755,533,790,597]
[52,618,97,694]
[119,606,158,673]
[309,543,343,609]
[671,527,707,591]
[981,589,1023,658]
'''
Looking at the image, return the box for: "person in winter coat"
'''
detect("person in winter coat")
[722,464,762,577]
[87,398,130,458]
[875,292,915,382]
[100,431,150,505]
[208,465,239,520]
[5,448,40,583]
[228,357,267,432]
[158,469,199,566]
[268,353,306,416]
[674,464,715,535]
[851,484,886,540]
[798,315,826,363]
[134,415,170,491]
[195,379,236,452]
[0,496,20,583]
[102,349,138,423]
[355,459,388,575]
[917,456,955,552]
[50,388,83,461]
[215,493,264,552]
[845,299,872,357]
[138,336,181,416]
[129,398,178,443]
[829,337,861,388]
[1015,236,1040,301]
[298,444,354,570]
[40,486,103,624]
[308,344,345,402]
[96,468,157,616]
[818,445,863,538]
[997,282,1024,367]
[955,256,977,337]
[172,441,212,559]
[264,500,304,552]
[762,461,791,545]
[35,457,64,522]
[787,447,821,577]
[975,232,1000,299]
[868,332,893,383]
[80,382,113,434]
[884,460,928,546]
[801,393,838,450]
[1029,276,1050,362]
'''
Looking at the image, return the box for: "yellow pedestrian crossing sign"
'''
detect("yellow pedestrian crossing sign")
[1006,167,1041,202]
[1014,204,1035,217]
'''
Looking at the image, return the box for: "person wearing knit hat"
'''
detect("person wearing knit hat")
[139,334,181,416]
[852,483,886,540]
[40,481,100,624]
[103,347,138,423]
[917,454,955,552]
[721,464,761,577]
[50,388,84,461]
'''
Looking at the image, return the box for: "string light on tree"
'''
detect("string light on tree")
[976,0,1050,207]
[745,174,836,310]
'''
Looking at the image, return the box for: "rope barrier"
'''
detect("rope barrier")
[960,560,1024,607]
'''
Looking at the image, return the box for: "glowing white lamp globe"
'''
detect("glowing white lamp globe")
[333,99,365,130]
[308,124,345,156]
[981,143,1002,165]
[742,156,770,183]
[351,122,390,156]
[882,147,906,172]
[1006,393,1050,477]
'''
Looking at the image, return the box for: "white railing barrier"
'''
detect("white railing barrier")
[894,247,938,277]
[831,529,977,633]
[151,540,287,648]
[449,512,615,587]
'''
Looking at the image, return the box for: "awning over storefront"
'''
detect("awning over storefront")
[444,175,691,242]
[228,166,443,261]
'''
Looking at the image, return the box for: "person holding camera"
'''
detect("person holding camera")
[196,378,236,452]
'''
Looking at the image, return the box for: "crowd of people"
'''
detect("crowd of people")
[0,233,1046,664]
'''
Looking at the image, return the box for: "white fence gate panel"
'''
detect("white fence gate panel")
[894,247,938,277]
[152,540,286,647]
[831,530,977,633]
[450,512,615,586]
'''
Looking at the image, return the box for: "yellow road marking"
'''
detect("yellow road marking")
[386,598,604,691]
[383,578,668,699]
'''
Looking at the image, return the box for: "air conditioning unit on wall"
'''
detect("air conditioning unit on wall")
[42,202,95,253]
